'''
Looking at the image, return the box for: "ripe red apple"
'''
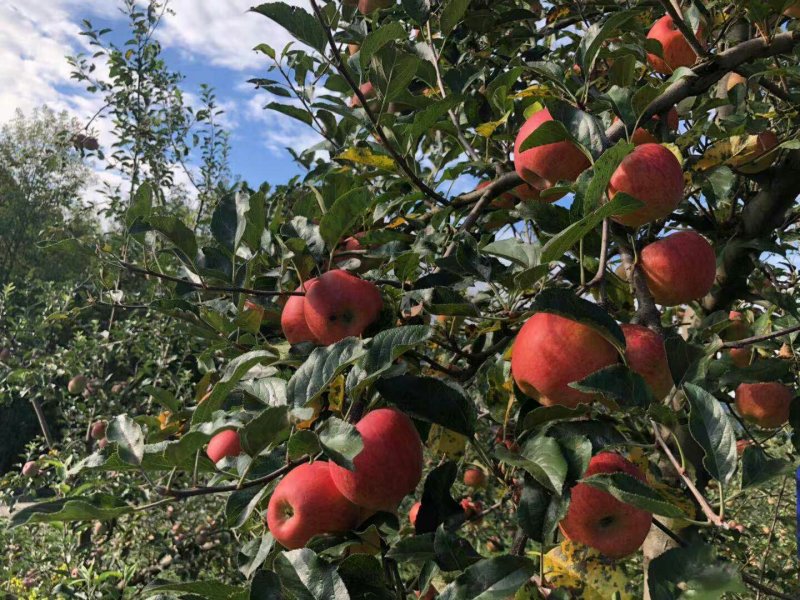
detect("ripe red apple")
[68,375,87,395]
[638,231,716,306]
[607,143,684,227]
[615,107,679,145]
[460,498,483,522]
[735,382,793,429]
[351,82,376,108]
[280,279,320,345]
[266,461,362,549]
[463,467,487,488]
[513,108,590,189]
[511,312,619,408]
[409,501,421,526]
[736,439,753,455]
[415,584,438,600]
[329,408,423,511]
[21,461,39,477]
[304,270,383,346]
[206,430,242,463]
[559,452,653,558]
[646,15,705,74]
[728,347,753,368]
[358,0,393,14]
[724,311,751,341]
[90,420,107,440]
[621,324,673,399]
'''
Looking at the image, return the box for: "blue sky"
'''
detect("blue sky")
[1,0,319,199]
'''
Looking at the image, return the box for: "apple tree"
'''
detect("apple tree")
[11,0,800,598]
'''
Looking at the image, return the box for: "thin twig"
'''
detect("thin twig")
[652,420,726,528]
[657,0,708,59]
[579,218,610,291]
[307,0,449,207]
[30,398,54,449]
[721,323,800,348]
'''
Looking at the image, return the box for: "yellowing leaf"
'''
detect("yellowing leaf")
[327,374,345,413]
[427,424,467,458]
[662,142,684,165]
[336,147,396,170]
[386,217,408,229]
[296,398,322,430]
[544,540,638,600]
[513,85,552,100]
[476,111,511,137]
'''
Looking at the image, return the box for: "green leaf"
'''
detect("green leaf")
[570,364,654,409]
[287,338,366,409]
[10,494,132,528]
[577,10,640,77]
[370,48,421,104]
[211,187,250,254]
[683,383,737,488]
[539,192,642,264]
[547,102,607,158]
[265,101,313,126]
[239,406,290,456]
[248,570,282,599]
[581,473,687,518]
[441,0,472,35]
[516,478,568,543]
[482,238,540,268]
[647,543,746,600]
[273,548,351,600]
[193,350,277,424]
[740,446,793,489]
[317,417,363,470]
[106,414,145,466]
[336,554,392,600]
[579,140,634,213]
[518,119,573,153]
[439,556,536,600]
[414,462,464,534]
[359,22,406,70]
[496,435,567,494]
[531,288,626,356]
[143,580,247,599]
[319,188,373,247]
[408,97,461,140]
[434,524,483,572]
[386,533,436,563]
[139,215,198,263]
[251,3,326,53]
[375,375,476,436]
[401,0,432,25]
[227,486,271,530]
[126,181,153,226]
[351,325,434,391]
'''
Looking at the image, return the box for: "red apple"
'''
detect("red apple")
[646,15,705,75]
[358,0,393,14]
[735,382,793,429]
[409,501,421,526]
[90,420,107,440]
[559,452,653,558]
[728,347,753,368]
[513,108,590,189]
[351,82,376,108]
[736,439,753,455]
[511,312,619,408]
[607,143,684,227]
[329,408,423,511]
[206,430,242,463]
[460,498,484,522]
[621,324,673,399]
[21,461,39,477]
[639,231,716,306]
[304,270,383,346]
[68,375,87,395]
[280,279,320,345]
[266,461,362,549]
[463,467,487,488]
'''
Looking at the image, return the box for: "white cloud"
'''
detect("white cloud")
[154,0,311,72]
[243,93,323,155]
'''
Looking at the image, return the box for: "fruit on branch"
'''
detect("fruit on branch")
[90,420,107,440]
[460,498,483,522]
[559,452,653,558]
[350,82,376,108]
[408,501,421,526]
[511,313,619,408]
[206,430,242,463]
[725,72,748,92]
[243,299,265,321]
[513,108,590,189]
[68,374,87,395]
[304,270,383,345]
[607,143,684,227]
[266,461,362,549]
[22,461,39,477]
[476,180,545,207]
[646,14,705,74]
[621,324,674,399]
[639,231,716,306]
[329,407,423,511]
[332,232,379,273]
[0,348,10,362]
[735,382,793,428]
[463,467,486,488]
[357,0,393,15]
[615,107,679,145]
[281,278,320,345]
[724,311,753,367]
[728,347,753,368]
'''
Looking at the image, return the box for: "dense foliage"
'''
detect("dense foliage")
[3,0,800,598]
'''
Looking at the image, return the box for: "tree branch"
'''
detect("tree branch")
[721,322,800,348]
[657,0,707,59]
